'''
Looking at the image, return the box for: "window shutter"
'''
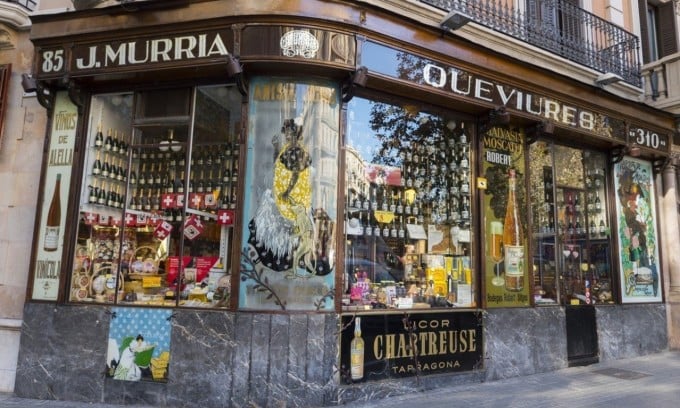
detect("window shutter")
[639,1,651,63]
[658,2,678,58]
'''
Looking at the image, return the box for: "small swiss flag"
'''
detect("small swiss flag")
[148,212,162,226]
[154,221,173,240]
[110,217,122,227]
[84,212,98,225]
[98,214,110,226]
[189,193,204,209]
[161,194,176,209]
[124,213,137,227]
[183,214,205,240]
[217,209,235,226]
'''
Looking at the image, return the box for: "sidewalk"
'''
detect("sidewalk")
[1,350,679,407]
[345,350,680,408]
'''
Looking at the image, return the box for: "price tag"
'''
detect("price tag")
[142,276,162,288]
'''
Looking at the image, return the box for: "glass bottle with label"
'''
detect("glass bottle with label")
[503,168,524,292]
[350,317,365,381]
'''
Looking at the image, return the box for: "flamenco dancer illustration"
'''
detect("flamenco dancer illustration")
[246,117,333,279]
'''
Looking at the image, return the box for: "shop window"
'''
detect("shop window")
[529,142,614,305]
[69,84,243,307]
[239,78,339,311]
[342,96,475,311]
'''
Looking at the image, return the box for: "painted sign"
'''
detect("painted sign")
[340,312,483,382]
[481,127,531,307]
[32,91,77,300]
[361,40,669,153]
[614,157,661,303]
[36,29,235,78]
[107,307,172,382]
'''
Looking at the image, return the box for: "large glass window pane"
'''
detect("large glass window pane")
[529,142,613,306]
[239,78,339,311]
[69,85,242,308]
[342,96,475,311]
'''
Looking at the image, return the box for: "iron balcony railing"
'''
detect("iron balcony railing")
[3,0,37,11]
[422,0,641,87]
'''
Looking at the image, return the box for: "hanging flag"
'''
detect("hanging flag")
[98,214,110,226]
[216,209,235,226]
[183,214,205,240]
[154,220,173,240]
[124,213,137,227]
[161,193,176,209]
[83,212,98,225]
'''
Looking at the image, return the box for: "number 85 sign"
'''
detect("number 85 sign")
[37,47,66,77]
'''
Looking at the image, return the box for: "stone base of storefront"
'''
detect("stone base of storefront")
[13,302,668,407]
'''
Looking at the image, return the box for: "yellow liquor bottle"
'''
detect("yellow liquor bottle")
[503,168,524,292]
[350,317,365,380]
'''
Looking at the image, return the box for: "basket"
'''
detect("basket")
[128,246,160,275]
[90,262,123,297]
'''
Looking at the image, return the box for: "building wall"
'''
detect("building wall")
[0,3,46,393]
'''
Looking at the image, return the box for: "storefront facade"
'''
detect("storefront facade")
[14,0,675,406]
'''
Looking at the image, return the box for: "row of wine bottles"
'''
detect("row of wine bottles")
[94,125,130,155]
[87,179,239,212]
[91,153,239,190]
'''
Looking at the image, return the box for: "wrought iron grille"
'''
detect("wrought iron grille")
[3,0,38,11]
[422,0,641,87]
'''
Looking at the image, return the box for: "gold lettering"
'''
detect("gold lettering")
[374,335,383,360]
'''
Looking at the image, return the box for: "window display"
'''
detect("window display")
[529,142,613,305]
[342,96,475,310]
[70,85,243,307]
[239,78,339,311]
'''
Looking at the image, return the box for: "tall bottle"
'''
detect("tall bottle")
[350,317,365,381]
[44,174,62,252]
[503,168,524,292]
[94,123,104,148]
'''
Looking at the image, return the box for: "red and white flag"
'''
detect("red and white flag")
[124,213,137,227]
[217,209,235,226]
[189,193,204,209]
[183,214,205,240]
[83,212,98,225]
[161,193,176,209]
[154,220,173,240]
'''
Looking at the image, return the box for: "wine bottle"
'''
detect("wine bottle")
[89,179,98,204]
[231,160,239,182]
[503,168,524,292]
[112,130,120,153]
[94,123,104,148]
[229,185,237,210]
[129,168,137,185]
[146,163,155,186]
[350,317,365,381]
[92,151,102,175]
[138,163,147,186]
[595,195,602,211]
[101,153,110,178]
[97,182,107,205]
[44,174,62,252]
[104,128,113,151]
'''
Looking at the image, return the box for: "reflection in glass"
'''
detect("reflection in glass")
[343,96,475,310]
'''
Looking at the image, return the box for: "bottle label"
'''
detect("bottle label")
[350,345,364,380]
[44,226,60,250]
[504,245,524,277]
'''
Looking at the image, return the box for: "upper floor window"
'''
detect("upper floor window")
[640,1,677,64]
